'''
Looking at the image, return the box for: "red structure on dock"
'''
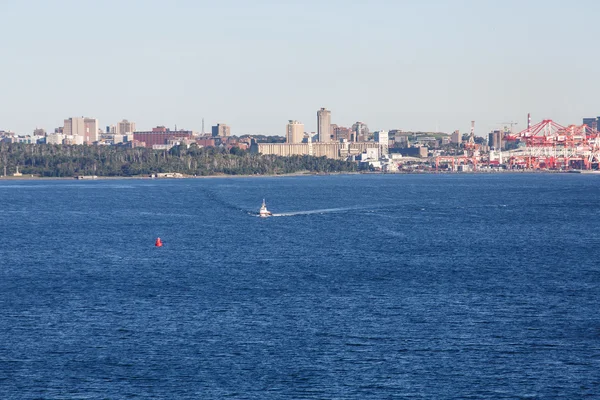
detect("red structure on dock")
[436,116,600,171]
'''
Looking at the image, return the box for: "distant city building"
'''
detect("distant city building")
[212,123,231,137]
[374,131,389,156]
[488,130,503,150]
[389,147,428,158]
[250,140,380,160]
[116,119,136,135]
[357,147,380,161]
[582,117,599,131]
[330,124,338,139]
[317,108,331,142]
[84,119,99,143]
[196,135,216,147]
[109,132,130,144]
[411,136,439,149]
[63,135,85,145]
[0,130,15,138]
[63,117,99,144]
[133,126,193,148]
[63,118,83,137]
[286,120,304,144]
[451,130,461,144]
[13,135,41,144]
[374,130,388,144]
[33,128,46,136]
[394,135,409,147]
[333,125,352,141]
[46,134,65,145]
[352,122,369,142]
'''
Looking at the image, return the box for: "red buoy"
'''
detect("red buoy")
[155,237,163,247]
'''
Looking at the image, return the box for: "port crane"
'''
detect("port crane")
[438,114,600,171]
[436,121,480,171]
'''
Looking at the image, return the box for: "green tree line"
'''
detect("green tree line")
[0,143,357,177]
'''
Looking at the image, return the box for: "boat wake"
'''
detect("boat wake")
[249,203,405,218]
[270,205,373,217]
[205,189,254,214]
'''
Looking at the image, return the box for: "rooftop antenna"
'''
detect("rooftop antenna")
[202,118,205,135]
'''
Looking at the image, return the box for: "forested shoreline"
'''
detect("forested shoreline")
[0,143,357,177]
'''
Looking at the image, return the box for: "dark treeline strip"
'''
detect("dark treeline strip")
[0,143,357,177]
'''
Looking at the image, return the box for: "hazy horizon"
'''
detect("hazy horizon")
[1,0,599,136]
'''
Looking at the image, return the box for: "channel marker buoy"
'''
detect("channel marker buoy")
[155,237,163,247]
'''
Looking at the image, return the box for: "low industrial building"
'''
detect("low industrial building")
[250,140,383,160]
[389,147,429,158]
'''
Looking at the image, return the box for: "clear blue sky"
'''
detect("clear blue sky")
[1,0,599,136]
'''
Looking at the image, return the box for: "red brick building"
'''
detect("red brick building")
[196,135,216,147]
[133,126,194,148]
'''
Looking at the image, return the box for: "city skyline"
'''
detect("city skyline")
[2,1,600,135]
[5,108,600,139]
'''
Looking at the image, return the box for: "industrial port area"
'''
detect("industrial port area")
[429,114,600,173]
[353,114,600,174]
[244,110,600,174]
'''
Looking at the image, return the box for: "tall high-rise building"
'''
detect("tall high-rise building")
[374,130,389,156]
[117,119,136,135]
[317,108,331,142]
[212,123,231,137]
[488,130,503,150]
[451,130,461,144]
[351,121,369,142]
[374,130,388,144]
[286,120,304,143]
[63,117,99,144]
[63,118,83,137]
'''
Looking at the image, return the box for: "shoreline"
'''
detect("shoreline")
[0,171,354,181]
[0,170,595,181]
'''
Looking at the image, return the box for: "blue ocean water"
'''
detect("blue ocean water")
[0,174,599,399]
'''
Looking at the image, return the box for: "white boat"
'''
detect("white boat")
[259,199,272,217]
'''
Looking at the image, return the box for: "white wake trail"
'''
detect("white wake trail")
[271,205,370,217]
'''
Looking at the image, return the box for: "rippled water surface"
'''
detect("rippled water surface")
[1,174,599,399]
